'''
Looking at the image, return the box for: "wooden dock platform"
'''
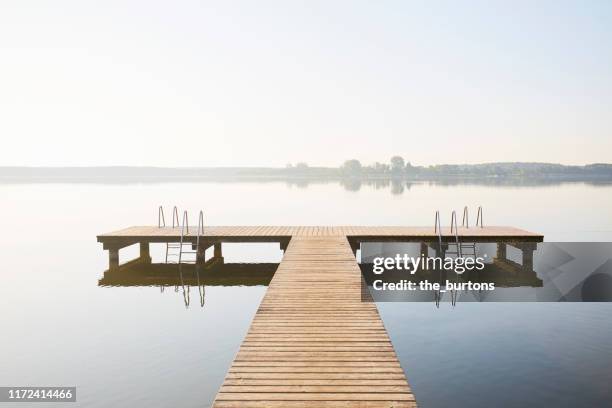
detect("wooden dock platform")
[98,225,542,244]
[97,225,543,407]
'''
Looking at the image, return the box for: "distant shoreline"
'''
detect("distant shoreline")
[2,162,612,176]
[1,163,612,186]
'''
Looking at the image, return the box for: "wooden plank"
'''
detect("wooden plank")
[224,373,408,380]
[222,379,409,386]
[228,367,405,374]
[214,402,417,408]
[215,393,415,401]
[220,385,411,393]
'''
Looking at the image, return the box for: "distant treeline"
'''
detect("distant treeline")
[1,157,612,181]
[332,157,612,178]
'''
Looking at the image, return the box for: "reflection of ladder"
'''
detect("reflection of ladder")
[172,263,206,309]
[433,211,444,308]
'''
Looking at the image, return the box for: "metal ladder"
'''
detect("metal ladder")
[431,207,484,306]
[433,211,443,308]
[445,210,463,257]
[456,206,475,259]
[440,206,484,259]
[433,210,459,306]
[465,205,484,229]
[157,206,207,308]
[434,210,461,306]
[433,207,484,257]
[434,210,443,250]
[459,205,483,259]
[158,205,180,228]
[162,206,181,263]
[159,207,204,264]
[180,210,204,264]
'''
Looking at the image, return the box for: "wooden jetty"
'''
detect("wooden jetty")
[98,225,542,407]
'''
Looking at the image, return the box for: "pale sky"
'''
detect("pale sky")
[1,0,611,167]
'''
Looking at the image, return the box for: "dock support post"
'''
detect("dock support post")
[214,243,224,264]
[139,242,151,263]
[109,248,119,270]
[421,242,429,257]
[196,243,206,264]
[435,243,446,259]
[517,242,537,272]
[496,242,507,260]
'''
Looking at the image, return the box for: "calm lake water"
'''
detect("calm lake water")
[1,180,611,407]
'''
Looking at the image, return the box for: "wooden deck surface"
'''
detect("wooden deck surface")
[98,225,542,243]
[213,236,416,408]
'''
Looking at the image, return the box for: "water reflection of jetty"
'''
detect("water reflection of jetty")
[361,243,542,289]
[99,262,276,308]
[362,236,544,305]
[99,262,277,287]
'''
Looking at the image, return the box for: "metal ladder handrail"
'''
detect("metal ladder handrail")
[181,210,190,237]
[462,206,469,228]
[476,206,484,228]
[461,206,478,260]
[158,206,166,227]
[433,210,445,307]
[177,210,206,264]
[450,210,458,235]
[450,210,462,304]
[164,206,182,262]
[178,211,189,263]
[172,206,180,228]
[434,210,442,249]
[450,210,462,257]
[196,210,204,249]
[195,212,206,307]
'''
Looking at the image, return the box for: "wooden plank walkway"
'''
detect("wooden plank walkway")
[213,236,416,408]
